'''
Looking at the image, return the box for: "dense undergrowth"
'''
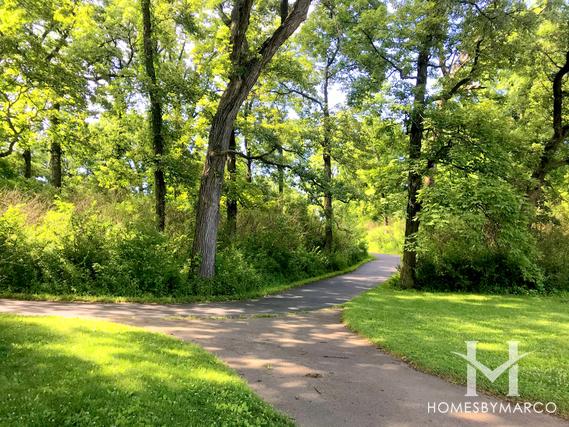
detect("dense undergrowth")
[0,186,367,299]
[414,218,569,294]
[366,214,569,294]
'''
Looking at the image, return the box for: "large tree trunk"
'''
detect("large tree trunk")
[23,149,32,178]
[243,101,253,183]
[192,87,243,277]
[227,129,238,236]
[50,105,62,188]
[142,0,166,231]
[191,0,312,278]
[399,43,430,289]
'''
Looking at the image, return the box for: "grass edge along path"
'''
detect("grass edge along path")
[342,284,569,419]
[0,314,292,426]
[0,256,374,304]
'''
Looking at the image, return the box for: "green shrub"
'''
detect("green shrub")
[415,176,546,294]
[416,251,544,294]
[232,204,326,281]
[205,246,264,296]
[0,206,39,291]
[365,218,404,255]
[288,246,328,278]
[537,225,569,292]
[0,190,367,299]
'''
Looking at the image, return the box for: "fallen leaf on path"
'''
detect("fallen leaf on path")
[305,372,323,378]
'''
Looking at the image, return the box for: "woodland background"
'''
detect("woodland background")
[1,0,568,300]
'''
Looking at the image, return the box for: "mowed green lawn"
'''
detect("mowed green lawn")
[0,315,291,426]
[343,286,569,417]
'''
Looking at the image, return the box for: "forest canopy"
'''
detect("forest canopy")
[0,0,568,299]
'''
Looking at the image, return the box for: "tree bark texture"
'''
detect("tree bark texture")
[50,104,62,188]
[23,149,32,178]
[142,0,167,231]
[227,129,238,236]
[191,0,312,278]
[399,43,430,289]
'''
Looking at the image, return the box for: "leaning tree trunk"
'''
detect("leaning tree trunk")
[23,149,32,178]
[192,85,244,277]
[191,0,312,278]
[399,43,430,289]
[226,129,238,236]
[142,0,166,231]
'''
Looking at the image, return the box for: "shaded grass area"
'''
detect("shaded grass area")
[0,315,292,426]
[343,285,569,418]
[0,256,373,304]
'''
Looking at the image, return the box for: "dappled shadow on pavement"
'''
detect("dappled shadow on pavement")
[0,254,565,426]
[139,309,566,427]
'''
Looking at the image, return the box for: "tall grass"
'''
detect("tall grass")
[364,218,404,255]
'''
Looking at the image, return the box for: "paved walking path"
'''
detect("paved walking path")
[0,255,566,427]
[0,255,400,319]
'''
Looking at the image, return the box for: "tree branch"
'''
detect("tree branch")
[255,0,312,71]
[0,140,17,158]
[218,4,231,27]
[280,0,289,23]
[552,50,569,140]
[276,83,324,108]
[438,38,483,101]
[229,0,254,66]
[361,29,415,80]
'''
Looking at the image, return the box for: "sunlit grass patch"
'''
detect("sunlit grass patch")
[343,286,569,418]
[0,315,292,426]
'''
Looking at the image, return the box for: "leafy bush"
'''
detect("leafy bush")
[365,218,404,255]
[207,246,264,296]
[0,206,39,291]
[536,225,569,292]
[0,190,368,299]
[414,170,547,294]
[416,251,544,294]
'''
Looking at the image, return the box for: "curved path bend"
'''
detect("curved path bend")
[0,254,400,319]
[0,254,566,427]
